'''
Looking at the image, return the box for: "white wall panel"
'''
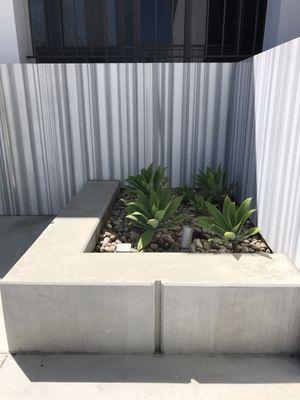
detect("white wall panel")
[227,38,300,268]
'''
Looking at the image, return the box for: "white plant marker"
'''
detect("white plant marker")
[116,243,132,253]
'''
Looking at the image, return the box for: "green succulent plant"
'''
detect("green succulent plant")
[125,188,184,251]
[196,196,260,243]
[194,164,234,205]
[174,184,195,204]
[126,164,167,195]
[189,194,207,213]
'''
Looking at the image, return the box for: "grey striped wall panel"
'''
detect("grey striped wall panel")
[227,38,300,268]
[0,63,234,215]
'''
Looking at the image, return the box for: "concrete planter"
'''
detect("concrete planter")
[1,181,300,354]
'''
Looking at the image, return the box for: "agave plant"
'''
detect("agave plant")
[189,194,207,213]
[194,164,234,205]
[196,196,260,243]
[174,184,194,204]
[126,164,167,195]
[125,188,184,251]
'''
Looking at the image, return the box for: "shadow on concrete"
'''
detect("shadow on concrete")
[0,216,54,279]
[225,58,259,223]
[13,354,300,384]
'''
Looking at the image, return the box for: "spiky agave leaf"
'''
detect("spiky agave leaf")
[196,196,260,244]
[125,185,185,250]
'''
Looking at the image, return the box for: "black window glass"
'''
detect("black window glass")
[29,0,268,62]
[124,0,134,47]
[190,0,206,46]
[157,0,172,46]
[106,0,117,47]
[29,0,47,47]
[140,0,156,46]
[207,0,224,55]
[223,0,238,55]
[172,0,185,45]
[61,0,87,47]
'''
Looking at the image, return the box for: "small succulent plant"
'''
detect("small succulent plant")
[196,196,260,243]
[124,188,184,251]
[174,184,195,204]
[126,164,167,196]
[194,164,235,205]
[189,194,207,213]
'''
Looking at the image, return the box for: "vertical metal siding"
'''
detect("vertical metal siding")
[227,38,300,268]
[0,38,299,268]
[0,62,234,215]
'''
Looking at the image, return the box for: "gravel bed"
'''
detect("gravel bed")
[95,190,271,254]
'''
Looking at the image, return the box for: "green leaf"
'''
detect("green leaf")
[163,214,185,228]
[125,202,150,218]
[164,196,183,219]
[147,218,159,229]
[150,189,158,206]
[237,198,252,221]
[205,201,229,231]
[137,230,155,251]
[125,215,148,229]
[223,196,231,215]
[158,188,171,209]
[196,216,213,230]
[224,231,236,241]
[234,209,256,235]
[239,227,261,240]
[155,209,167,222]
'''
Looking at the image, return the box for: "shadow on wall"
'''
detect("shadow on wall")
[225,58,258,224]
[13,354,300,383]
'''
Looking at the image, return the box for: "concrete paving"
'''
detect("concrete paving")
[0,216,54,353]
[0,353,300,399]
[0,216,54,279]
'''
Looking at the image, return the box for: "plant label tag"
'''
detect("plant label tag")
[116,243,132,253]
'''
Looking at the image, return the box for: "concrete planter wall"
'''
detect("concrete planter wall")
[1,181,300,354]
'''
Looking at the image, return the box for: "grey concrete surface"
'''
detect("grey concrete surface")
[2,182,300,355]
[0,354,300,399]
[0,216,54,279]
[2,284,155,353]
[162,285,300,354]
[0,354,7,369]
[0,216,53,353]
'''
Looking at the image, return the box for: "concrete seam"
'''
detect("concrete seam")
[154,280,162,353]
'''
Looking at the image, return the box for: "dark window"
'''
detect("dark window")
[61,0,87,47]
[28,0,268,63]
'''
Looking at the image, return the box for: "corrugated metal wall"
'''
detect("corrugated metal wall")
[227,38,300,267]
[0,63,234,215]
[0,38,299,267]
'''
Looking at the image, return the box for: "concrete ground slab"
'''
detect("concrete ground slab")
[0,216,54,354]
[0,354,300,399]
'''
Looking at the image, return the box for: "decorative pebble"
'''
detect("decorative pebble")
[95,190,270,254]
